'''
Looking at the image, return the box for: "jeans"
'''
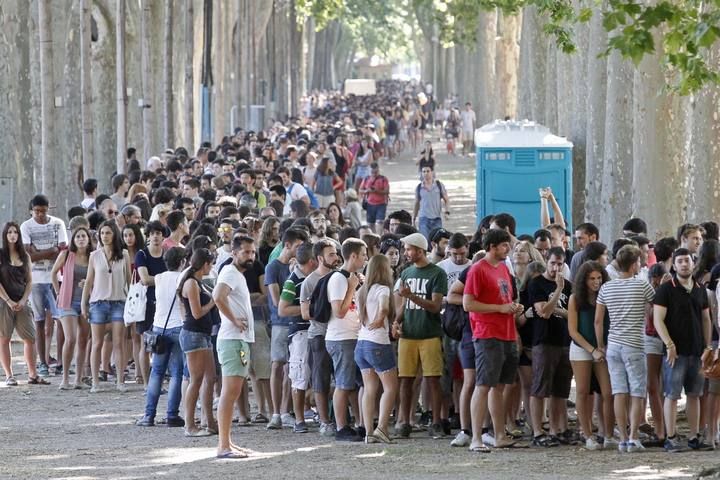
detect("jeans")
[143,327,184,420]
[418,216,442,242]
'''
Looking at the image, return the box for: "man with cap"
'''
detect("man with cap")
[394,232,448,439]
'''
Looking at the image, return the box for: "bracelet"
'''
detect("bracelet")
[706,346,714,351]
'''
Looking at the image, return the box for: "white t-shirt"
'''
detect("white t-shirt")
[20,215,68,284]
[358,284,391,345]
[214,246,232,274]
[153,271,183,329]
[325,272,361,341]
[460,110,476,132]
[437,259,470,288]
[214,264,255,342]
[282,182,309,216]
[80,197,95,210]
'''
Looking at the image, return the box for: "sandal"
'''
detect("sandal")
[468,443,491,453]
[28,376,50,385]
[251,413,269,424]
[5,376,18,386]
[216,450,247,459]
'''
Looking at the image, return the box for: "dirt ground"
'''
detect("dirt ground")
[2,136,718,479]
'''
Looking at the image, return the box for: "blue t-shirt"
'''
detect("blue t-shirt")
[264,259,291,326]
[135,249,167,303]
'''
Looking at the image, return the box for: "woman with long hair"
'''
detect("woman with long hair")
[0,222,45,385]
[380,237,403,280]
[694,239,720,286]
[584,241,610,268]
[314,157,339,209]
[326,203,345,228]
[353,138,374,190]
[355,255,398,444]
[567,261,614,450]
[178,248,218,436]
[51,227,92,389]
[81,221,131,393]
[123,223,148,384]
[258,216,280,267]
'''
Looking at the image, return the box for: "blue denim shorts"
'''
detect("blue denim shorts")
[663,354,704,400]
[326,339,360,390]
[30,283,60,320]
[88,300,125,325]
[366,203,387,224]
[60,299,82,318]
[179,329,213,354]
[606,342,647,397]
[354,340,396,373]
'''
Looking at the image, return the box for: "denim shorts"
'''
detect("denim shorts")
[366,203,387,224]
[354,340,396,374]
[644,335,664,356]
[60,299,82,318]
[30,283,60,320]
[663,354,704,399]
[179,329,213,353]
[326,339,360,390]
[459,322,475,370]
[606,342,647,397]
[88,300,125,325]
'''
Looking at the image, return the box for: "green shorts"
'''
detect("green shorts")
[217,339,251,378]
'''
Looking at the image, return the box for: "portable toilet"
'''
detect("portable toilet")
[475,120,573,236]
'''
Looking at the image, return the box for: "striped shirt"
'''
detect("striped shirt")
[596,277,655,349]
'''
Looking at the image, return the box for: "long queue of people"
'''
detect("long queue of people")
[2,82,719,459]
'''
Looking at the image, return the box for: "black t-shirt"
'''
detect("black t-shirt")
[518,287,534,348]
[258,244,274,267]
[528,275,572,347]
[135,249,167,303]
[386,118,398,136]
[243,260,265,294]
[653,277,709,356]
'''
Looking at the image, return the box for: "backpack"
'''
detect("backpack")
[415,180,445,203]
[310,270,350,324]
[441,303,467,341]
[288,182,319,209]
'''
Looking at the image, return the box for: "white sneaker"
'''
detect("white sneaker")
[481,432,496,447]
[90,384,101,393]
[116,383,128,393]
[585,437,602,451]
[266,414,282,430]
[450,431,471,447]
[58,382,72,391]
[281,413,295,428]
[603,436,620,449]
[627,439,645,453]
[319,422,336,437]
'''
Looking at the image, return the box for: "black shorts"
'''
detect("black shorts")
[309,335,332,394]
[473,338,518,387]
[531,344,572,398]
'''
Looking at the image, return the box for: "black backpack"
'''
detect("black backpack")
[310,270,350,324]
[441,303,467,341]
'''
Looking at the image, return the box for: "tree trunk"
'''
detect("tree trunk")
[163,0,174,148]
[140,0,152,163]
[289,0,300,117]
[80,0,94,179]
[184,0,194,150]
[116,0,127,174]
[494,10,520,119]
[38,0,57,200]
[474,9,497,124]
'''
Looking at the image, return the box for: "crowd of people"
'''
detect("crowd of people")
[1,81,718,460]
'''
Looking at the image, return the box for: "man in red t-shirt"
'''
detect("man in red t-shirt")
[358,163,389,234]
[463,228,523,451]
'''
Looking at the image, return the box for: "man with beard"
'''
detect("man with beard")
[300,239,341,436]
[429,228,451,264]
[215,219,241,272]
[309,210,328,243]
[213,236,257,459]
[653,248,713,451]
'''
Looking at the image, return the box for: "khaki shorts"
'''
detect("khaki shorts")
[398,337,443,378]
[249,319,271,380]
[0,302,35,341]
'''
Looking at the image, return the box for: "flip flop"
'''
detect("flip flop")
[494,441,528,449]
[469,444,491,453]
[252,413,269,424]
[28,376,50,385]
[185,429,212,437]
[216,450,247,459]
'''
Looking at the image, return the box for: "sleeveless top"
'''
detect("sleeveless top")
[0,262,27,301]
[71,264,88,302]
[181,277,213,334]
[574,304,609,349]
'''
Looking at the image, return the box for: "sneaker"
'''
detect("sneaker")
[166,417,185,428]
[335,425,363,442]
[419,411,431,427]
[531,433,560,447]
[585,436,602,451]
[266,414,283,430]
[319,422,336,437]
[441,418,452,436]
[116,383,128,393]
[451,431,472,447]
[365,435,380,444]
[428,423,445,439]
[688,435,714,451]
[356,426,367,439]
[664,436,684,452]
[58,382,72,391]
[481,432,496,447]
[38,363,49,377]
[293,422,309,433]
[90,384,101,393]
[603,436,620,449]
[135,416,155,427]
[54,365,63,376]
[281,413,295,428]
[372,427,395,444]
[304,409,316,421]
[618,441,628,453]
[627,439,645,453]
[398,423,412,438]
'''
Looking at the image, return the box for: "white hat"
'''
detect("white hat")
[401,232,428,251]
[345,188,358,200]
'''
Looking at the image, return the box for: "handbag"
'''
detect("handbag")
[143,294,177,355]
[123,270,147,326]
[703,350,720,379]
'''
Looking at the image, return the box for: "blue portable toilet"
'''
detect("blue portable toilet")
[475,120,573,236]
